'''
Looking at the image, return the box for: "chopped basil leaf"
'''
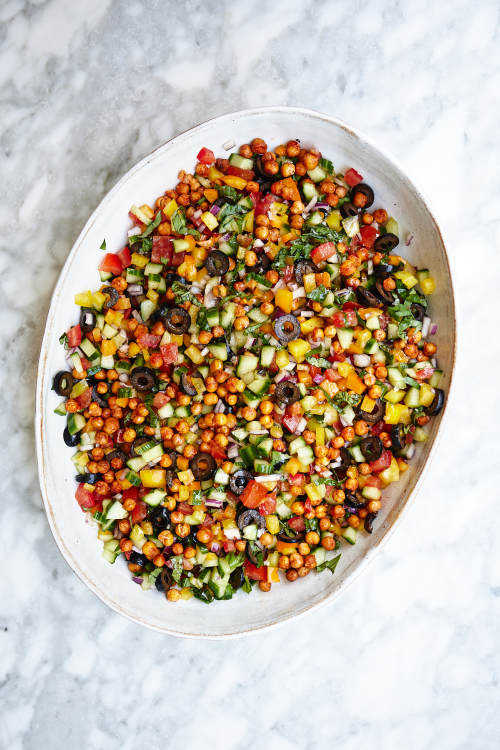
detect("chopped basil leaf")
[171,209,187,235]
[319,157,334,174]
[171,555,184,583]
[242,575,252,593]
[134,211,162,239]
[59,332,69,348]
[100,239,106,250]
[307,284,329,302]
[316,554,341,575]
[191,490,203,505]
[171,280,200,306]
[217,185,240,203]
[332,391,362,412]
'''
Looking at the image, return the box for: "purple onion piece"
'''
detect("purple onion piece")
[132,577,143,584]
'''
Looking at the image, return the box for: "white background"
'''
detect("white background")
[1,1,498,748]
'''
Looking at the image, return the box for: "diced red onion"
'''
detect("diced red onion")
[244,337,255,349]
[353,354,371,367]
[228,444,239,459]
[334,176,348,187]
[193,209,202,219]
[422,316,431,337]
[209,541,221,553]
[223,139,235,150]
[272,279,286,291]
[113,527,124,539]
[295,418,307,433]
[119,373,129,383]
[301,310,314,317]
[132,577,143,584]
[214,400,226,413]
[253,238,265,248]
[304,196,317,214]
[293,287,306,298]
[315,202,331,210]
[405,444,416,459]
[132,310,143,323]
[275,371,291,383]
[221,232,232,241]
[127,284,144,295]
[405,233,415,246]
[430,323,438,335]
[367,260,373,275]
[313,373,324,384]
[205,499,224,509]
[210,203,220,216]
[128,227,141,237]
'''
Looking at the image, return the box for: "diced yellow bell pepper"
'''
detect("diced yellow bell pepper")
[101,339,117,356]
[115,398,128,408]
[384,403,411,424]
[265,515,280,535]
[131,252,148,268]
[115,297,131,310]
[379,457,400,486]
[319,379,338,398]
[284,457,301,474]
[146,289,158,303]
[305,483,325,502]
[171,334,184,346]
[129,204,151,224]
[163,199,178,218]
[180,587,194,600]
[275,288,293,314]
[185,345,203,364]
[204,189,218,203]
[394,270,418,289]
[337,361,353,378]
[192,246,208,266]
[142,349,150,361]
[360,395,376,413]
[178,486,190,501]
[356,329,372,348]
[275,349,290,369]
[267,567,280,583]
[139,204,154,220]
[303,273,316,293]
[345,370,367,394]
[243,210,254,233]
[208,166,224,181]
[277,540,297,555]
[177,469,194,485]
[420,276,436,294]
[128,342,140,356]
[200,211,219,231]
[222,175,247,190]
[419,383,435,406]
[288,338,311,362]
[315,424,325,446]
[326,210,342,231]
[177,256,197,281]
[300,316,323,335]
[139,469,166,488]
[384,388,406,404]
[74,291,93,307]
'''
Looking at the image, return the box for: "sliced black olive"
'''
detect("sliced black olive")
[277,529,302,543]
[333,447,352,480]
[189,452,216,481]
[181,371,201,396]
[374,233,399,253]
[356,286,382,308]
[102,286,119,309]
[92,385,108,408]
[165,450,180,470]
[79,308,96,333]
[357,399,385,424]
[229,567,245,590]
[130,366,156,391]
[229,469,253,496]
[274,381,300,405]
[426,388,445,417]
[105,449,127,466]
[295,259,319,285]
[365,512,377,534]
[274,314,300,343]
[256,178,272,193]
[390,424,412,453]
[373,279,395,305]
[53,371,74,397]
[352,183,374,208]
[75,473,100,484]
[360,435,383,461]
[63,426,79,447]
[344,492,365,510]
[411,303,426,323]
[164,470,176,491]
[131,436,151,457]
[340,201,358,218]
[373,262,397,278]
[149,505,171,530]
[155,568,173,592]
[205,250,230,277]
[247,545,267,566]
[237,508,265,531]
[254,156,266,177]
[255,253,271,274]
[162,307,191,335]
[129,551,147,567]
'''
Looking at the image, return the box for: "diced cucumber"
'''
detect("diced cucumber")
[306,210,324,226]
[349,444,365,463]
[366,315,380,331]
[232,427,248,442]
[130,524,146,550]
[207,487,226,503]
[313,547,326,566]
[157,402,174,419]
[404,387,420,408]
[387,323,399,340]
[307,165,327,183]
[242,390,261,408]
[302,181,319,201]
[105,500,129,520]
[172,238,190,252]
[414,427,429,442]
[208,343,228,361]
[100,354,115,370]
[337,328,354,349]
[99,270,113,282]
[254,458,271,474]
[144,262,163,275]
[140,299,156,322]
[143,489,166,506]
[247,375,270,396]
[208,570,230,599]
[214,468,229,485]
[237,354,259,377]
[102,539,121,564]
[248,307,268,324]
[126,268,144,284]
[260,345,276,368]
[256,437,273,457]
[54,401,67,416]
[289,436,307,454]
[243,524,258,540]
[364,338,379,355]
[80,338,99,360]
[430,369,443,388]
[205,308,220,327]
[140,444,164,463]
[67,413,85,435]
[220,302,236,328]
[126,455,147,472]
[228,153,254,170]
[387,367,406,389]
[297,445,315,466]
[342,527,358,544]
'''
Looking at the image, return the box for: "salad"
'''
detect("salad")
[52,137,445,603]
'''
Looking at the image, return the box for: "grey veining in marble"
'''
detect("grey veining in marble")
[1,0,499,748]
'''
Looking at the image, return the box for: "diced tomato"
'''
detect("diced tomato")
[344,309,358,326]
[137,333,160,349]
[240,480,268,509]
[152,392,170,409]
[223,540,236,553]
[249,191,261,206]
[288,473,305,486]
[171,251,185,267]
[282,414,301,433]
[364,475,382,488]
[201,514,215,527]
[130,500,147,525]
[282,265,294,283]
[122,486,139,503]
[208,443,226,462]
[308,364,322,380]
[67,324,82,347]
[122,308,132,319]
[325,368,342,382]
[75,483,100,511]
[287,401,302,416]
[370,450,392,473]
[259,496,277,516]
[331,311,347,328]
[197,147,215,165]
[359,225,379,248]
[311,242,337,264]
[75,387,92,409]
[98,253,123,276]
[255,193,274,216]
[414,366,435,381]
[128,211,145,228]
[177,502,192,515]
[117,246,132,268]
[79,357,91,371]
[227,165,255,181]
[160,343,178,364]
[152,236,173,264]
[244,560,267,581]
[288,516,306,532]
[342,301,361,311]
[304,498,313,514]
[371,421,385,436]
[344,168,363,187]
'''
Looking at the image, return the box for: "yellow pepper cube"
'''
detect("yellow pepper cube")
[275,288,293,314]
[208,166,224,181]
[326,210,342,231]
[185,345,203,364]
[181,587,194,600]
[178,485,190,502]
[288,338,311,362]
[337,361,353,378]
[128,342,140,356]
[101,339,117,356]
[177,469,194,485]
[146,289,159,303]
[74,291,93,307]
[303,273,317,293]
[384,389,406,404]
[275,349,290,369]
[300,316,323,335]
[139,469,166,488]
[115,297,131,310]
[284,457,301,474]
[384,403,402,424]
[171,334,184,346]
[305,483,325,502]
[315,425,326,446]
[356,329,372,349]
[163,199,178,218]
[139,204,154,220]
[129,205,151,224]
[394,270,418,289]
[201,211,218,231]
[380,457,400,486]
[243,210,254,233]
[419,383,435,407]
[192,246,208,266]
[265,515,280,535]
[267,567,280,584]
[360,395,376,413]
[132,252,149,268]
[420,276,436,294]
[222,175,247,190]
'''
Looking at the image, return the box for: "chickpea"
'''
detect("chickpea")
[281,161,295,177]
[120,539,133,553]
[286,569,299,582]
[242,407,256,421]
[142,541,159,560]
[289,553,304,569]
[158,529,174,547]
[291,501,305,515]
[305,531,320,547]
[290,215,304,230]
[423,342,437,356]
[286,140,301,157]
[260,533,274,547]
[373,208,388,224]
[348,515,360,528]
[367,500,381,513]
[264,160,279,176]
[65,399,79,413]
[259,581,272,592]
[278,555,290,570]
[321,536,336,550]
[373,329,386,341]
[167,588,181,602]
[341,426,355,442]
[319,518,331,531]
[298,542,310,556]
[251,138,267,154]
[197,528,212,544]
[303,152,319,170]
[354,420,369,436]
[233,316,249,331]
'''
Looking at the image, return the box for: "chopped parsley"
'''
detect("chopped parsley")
[332,391,362,412]
[171,280,200,306]
[307,284,329,302]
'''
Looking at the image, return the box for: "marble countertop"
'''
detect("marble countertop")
[1,0,499,747]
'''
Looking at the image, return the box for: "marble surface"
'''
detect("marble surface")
[1,0,499,747]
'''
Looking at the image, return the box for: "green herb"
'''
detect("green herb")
[59,332,69,349]
[307,284,329,302]
[332,391,362,413]
[303,225,346,244]
[171,280,200,306]
[248,541,264,567]
[171,209,187,235]
[316,475,341,487]
[319,157,334,174]
[305,518,319,532]
[405,375,420,388]
[193,586,215,604]
[334,289,356,305]
[217,202,247,233]
[242,575,252,593]
[134,211,162,239]
[196,308,212,331]
[246,272,272,288]
[273,236,313,268]
[100,239,106,250]
[388,299,423,337]
[307,355,331,369]
[316,554,341,575]
[129,236,153,254]
[171,556,184,584]
[217,185,240,203]
[279,520,298,539]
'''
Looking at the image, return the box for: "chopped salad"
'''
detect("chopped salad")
[53,137,444,603]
